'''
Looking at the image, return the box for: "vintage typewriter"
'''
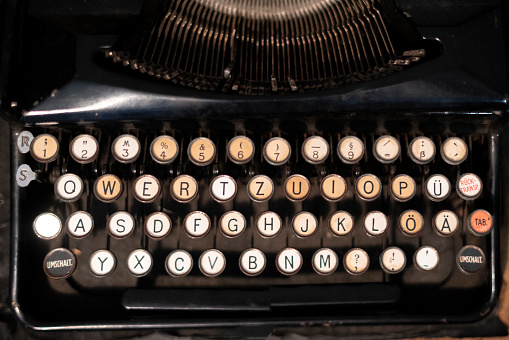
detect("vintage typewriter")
[2,0,508,336]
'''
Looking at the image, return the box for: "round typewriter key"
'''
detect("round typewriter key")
[409,136,435,164]
[312,248,339,275]
[239,248,266,276]
[256,211,282,238]
[441,137,468,165]
[457,245,485,274]
[89,249,116,277]
[373,135,400,164]
[328,211,354,236]
[43,248,76,279]
[390,174,416,202]
[292,211,318,238]
[276,248,303,276]
[188,137,216,166]
[414,246,439,271]
[33,212,62,239]
[320,174,347,202]
[55,173,84,202]
[199,249,226,277]
[380,247,406,274]
[127,249,153,277]
[70,134,99,164]
[363,211,388,237]
[184,211,211,238]
[166,250,193,277]
[150,135,179,164]
[108,211,135,239]
[456,173,482,200]
[284,174,310,201]
[145,212,171,239]
[30,133,59,163]
[399,210,423,236]
[227,135,255,164]
[170,175,198,203]
[433,210,459,236]
[210,175,237,202]
[94,174,123,203]
[425,174,451,202]
[247,175,274,202]
[112,134,141,163]
[355,174,382,201]
[66,211,94,238]
[302,136,330,164]
[219,211,246,238]
[344,248,370,275]
[337,136,364,164]
[468,210,493,236]
[133,174,161,203]
[263,137,291,166]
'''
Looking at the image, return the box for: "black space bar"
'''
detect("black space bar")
[121,284,400,311]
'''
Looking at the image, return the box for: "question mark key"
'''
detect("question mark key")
[344,248,370,275]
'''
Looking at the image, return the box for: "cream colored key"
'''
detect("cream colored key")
[239,248,266,276]
[33,213,61,239]
[355,174,381,201]
[247,175,274,202]
[70,134,99,164]
[30,134,59,163]
[414,246,439,271]
[276,248,302,275]
[328,211,354,236]
[373,135,400,163]
[66,211,94,238]
[150,135,179,164]
[112,134,140,163]
[227,136,255,164]
[127,249,153,277]
[363,211,388,237]
[312,248,338,275]
[390,174,416,202]
[166,250,193,277]
[399,210,423,236]
[425,174,451,202]
[337,136,364,164]
[170,175,198,203]
[133,175,161,203]
[94,174,123,203]
[263,137,291,165]
[210,175,237,202]
[456,173,482,200]
[145,212,172,239]
[344,248,370,275]
[89,250,116,277]
[409,136,435,164]
[219,211,246,237]
[107,211,135,238]
[256,211,282,238]
[292,211,318,237]
[54,173,83,202]
[433,210,459,236]
[199,249,226,277]
[302,136,329,164]
[188,137,216,166]
[441,137,468,165]
[184,211,211,238]
[284,174,310,201]
[380,247,406,274]
[320,174,347,202]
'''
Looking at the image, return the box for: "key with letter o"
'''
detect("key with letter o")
[390,174,416,202]
[70,134,99,164]
[320,174,347,202]
[112,134,141,163]
[276,248,303,275]
[433,210,459,236]
[170,175,198,203]
[219,211,246,237]
[399,210,423,236]
[441,137,468,165]
[373,135,400,164]
[150,135,179,164]
[145,212,172,239]
[302,136,330,164]
[337,136,364,164]
[30,133,59,163]
[199,249,226,277]
[94,174,123,203]
[184,211,211,238]
[292,211,318,237]
[284,174,310,201]
[108,211,135,239]
[356,174,382,201]
[188,137,216,166]
[344,248,370,275]
[328,211,354,236]
[239,248,266,276]
[263,137,291,166]
[66,211,94,238]
[247,175,274,202]
[127,249,153,277]
[166,250,193,277]
[312,248,338,275]
[133,174,161,203]
[256,211,282,238]
[227,136,255,164]
[89,249,116,277]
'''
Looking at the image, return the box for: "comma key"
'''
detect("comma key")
[344,248,370,275]
[94,174,123,203]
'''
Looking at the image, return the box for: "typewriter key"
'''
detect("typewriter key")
[302,136,329,164]
[467,210,493,236]
[441,137,468,165]
[150,135,178,164]
[127,249,153,277]
[33,212,62,239]
[30,133,59,163]
[344,248,370,275]
[227,136,255,164]
[66,211,94,238]
[256,211,283,238]
[399,210,423,236]
[188,137,216,166]
[263,137,291,166]
[108,211,135,239]
[425,174,451,202]
[276,248,303,275]
[457,245,485,274]
[456,173,482,200]
[355,174,382,201]
[292,211,318,237]
[414,246,439,271]
[170,175,198,203]
[320,174,347,202]
[363,211,388,237]
[145,212,172,239]
[312,248,338,275]
[247,175,274,202]
[112,134,141,163]
[184,211,211,238]
[133,174,161,203]
[94,174,123,203]
[219,211,246,237]
[89,250,116,277]
[328,211,354,236]
[199,249,226,277]
[166,250,193,277]
[373,135,400,164]
[380,247,406,274]
[55,173,84,202]
[390,174,416,202]
[337,136,364,164]
[433,210,459,236]
[210,175,237,202]
[239,248,266,276]
[70,134,99,164]
[284,174,310,201]
[43,248,76,279]
[409,136,435,164]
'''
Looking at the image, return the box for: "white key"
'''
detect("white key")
[292,211,318,237]
[219,211,246,237]
[199,249,226,277]
[54,173,83,202]
[414,246,439,271]
[408,136,435,164]
[373,135,400,163]
[363,211,388,237]
[256,211,282,238]
[107,211,135,238]
[184,211,211,238]
[301,136,330,164]
[165,250,193,277]
[433,210,459,236]
[337,136,364,164]
[112,134,141,163]
[456,173,482,200]
[210,175,237,202]
[145,212,172,239]
[343,248,370,275]
[380,247,406,274]
[276,248,303,275]
[89,250,116,277]
[133,175,161,203]
[263,137,291,166]
[66,211,94,238]
[425,174,451,202]
[127,249,153,277]
[239,248,266,276]
[70,134,99,164]
[441,137,468,165]
[312,248,338,275]
[328,211,354,236]
[33,213,61,239]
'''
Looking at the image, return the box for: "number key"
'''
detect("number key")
[150,135,179,164]
[227,136,255,164]
[263,137,291,166]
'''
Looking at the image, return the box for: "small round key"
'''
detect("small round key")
[390,174,416,202]
[30,133,59,163]
[66,211,94,238]
[328,211,354,236]
[399,210,424,236]
[227,136,255,164]
[188,137,216,166]
[467,210,493,236]
[373,135,400,164]
[425,174,451,202]
[145,212,172,239]
[320,174,347,202]
[133,174,161,203]
[302,136,330,164]
[219,211,246,238]
[337,136,364,164]
[199,249,226,277]
[408,136,435,164]
[150,135,179,164]
[34,213,62,239]
[210,175,237,202]
[344,248,370,275]
[166,250,193,277]
[263,137,291,166]
[356,174,382,201]
[112,134,141,163]
[276,248,303,275]
[284,174,310,201]
[94,174,123,203]
[170,175,198,203]
[433,210,459,236]
[247,175,274,202]
[55,173,83,202]
[89,249,116,277]
[441,137,468,165]
[184,211,211,238]
[127,249,153,277]
[363,211,388,237]
[414,246,439,271]
[108,211,135,238]
[312,248,338,275]
[256,211,283,238]
[380,247,406,274]
[456,173,482,200]
[292,211,318,237]
[43,248,76,279]
[457,245,485,274]
[239,248,266,276]
[70,134,99,164]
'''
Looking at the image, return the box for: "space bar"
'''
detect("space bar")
[121,284,400,311]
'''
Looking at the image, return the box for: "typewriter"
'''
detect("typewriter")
[1,0,509,337]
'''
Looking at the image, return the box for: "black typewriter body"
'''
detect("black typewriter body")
[1,0,509,337]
